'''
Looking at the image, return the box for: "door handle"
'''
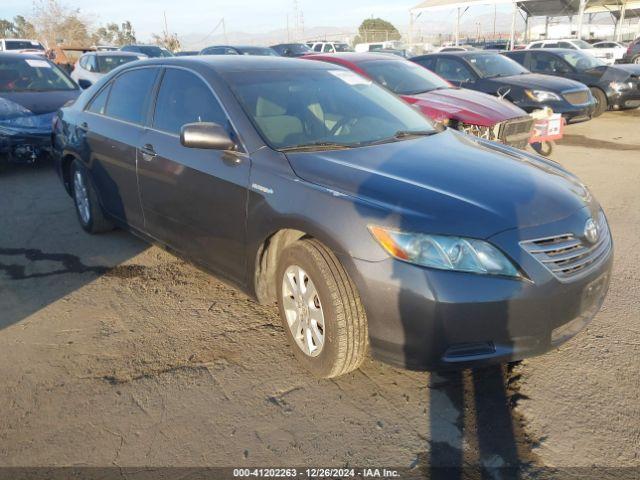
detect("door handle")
[140,144,157,162]
[78,122,89,132]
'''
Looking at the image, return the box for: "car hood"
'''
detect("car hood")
[285,130,594,239]
[607,64,640,76]
[402,87,526,127]
[0,90,79,134]
[490,73,586,92]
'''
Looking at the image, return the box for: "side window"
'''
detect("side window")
[558,41,574,49]
[323,44,334,53]
[105,68,159,124]
[543,42,559,48]
[413,57,436,71]
[435,58,474,83]
[313,44,322,52]
[87,84,111,115]
[87,55,98,72]
[505,51,526,65]
[153,68,227,135]
[529,42,542,48]
[225,48,239,55]
[529,52,570,74]
[79,56,88,69]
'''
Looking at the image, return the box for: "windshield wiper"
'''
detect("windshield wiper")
[360,129,439,146]
[279,141,355,152]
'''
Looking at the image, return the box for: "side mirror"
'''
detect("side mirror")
[78,79,92,89]
[180,122,235,150]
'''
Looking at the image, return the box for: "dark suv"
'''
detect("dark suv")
[621,37,640,64]
[52,56,612,377]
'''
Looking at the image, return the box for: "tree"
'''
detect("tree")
[14,15,36,38]
[355,18,401,45]
[152,31,181,52]
[0,15,36,39]
[30,0,92,46]
[92,21,136,46]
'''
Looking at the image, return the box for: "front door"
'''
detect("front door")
[137,67,250,282]
[82,67,160,227]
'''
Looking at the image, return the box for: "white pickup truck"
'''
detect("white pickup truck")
[0,38,46,55]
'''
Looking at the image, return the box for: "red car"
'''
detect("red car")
[304,52,534,149]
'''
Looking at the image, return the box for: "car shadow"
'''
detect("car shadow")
[0,162,147,330]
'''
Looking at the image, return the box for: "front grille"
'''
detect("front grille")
[520,212,612,282]
[563,90,590,105]
[498,116,534,149]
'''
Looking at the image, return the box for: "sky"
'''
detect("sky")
[0,0,513,43]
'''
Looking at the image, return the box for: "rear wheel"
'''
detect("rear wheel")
[590,87,608,117]
[633,56,640,64]
[71,160,114,234]
[276,239,368,378]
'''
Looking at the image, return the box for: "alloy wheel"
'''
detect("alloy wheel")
[282,265,325,357]
[73,170,91,225]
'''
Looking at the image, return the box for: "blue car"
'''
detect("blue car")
[52,56,612,377]
[0,52,79,166]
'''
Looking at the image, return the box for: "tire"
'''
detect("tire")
[276,239,368,378]
[71,160,114,234]
[531,141,553,157]
[590,87,608,117]
[633,56,640,65]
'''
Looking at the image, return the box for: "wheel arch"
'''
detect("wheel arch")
[60,152,82,196]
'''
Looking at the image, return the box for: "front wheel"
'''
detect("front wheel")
[71,160,114,234]
[590,87,608,117]
[276,239,368,378]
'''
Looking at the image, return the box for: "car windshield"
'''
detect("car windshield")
[466,53,528,78]
[238,47,278,56]
[225,68,436,150]
[0,57,77,92]
[334,44,353,52]
[360,60,450,95]
[5,40,44,51]
[137,46,173,57]
[96,55,138,73]
[572,39,593,49]
[279,44,311,54]
[556,50,606,69]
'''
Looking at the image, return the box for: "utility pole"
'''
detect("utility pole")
[163,11,169,36]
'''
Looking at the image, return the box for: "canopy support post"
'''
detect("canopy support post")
[576,0,587,39]
[509,0,517,50]
[616,1,627,42]
[455,7,461,45]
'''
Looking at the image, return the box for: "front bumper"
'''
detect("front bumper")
[609,89,640,110]
[343,208,613,370]
[0,129,52,164]
[515,99,595,124]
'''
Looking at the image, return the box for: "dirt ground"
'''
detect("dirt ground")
[0,111,638,478]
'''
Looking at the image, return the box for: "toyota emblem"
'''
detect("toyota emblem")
[584,218,599,244]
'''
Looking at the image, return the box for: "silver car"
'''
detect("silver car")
[71,51,145,89]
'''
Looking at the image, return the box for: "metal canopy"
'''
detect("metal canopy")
[409,0,639,47]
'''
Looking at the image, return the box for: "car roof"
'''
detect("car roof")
[306,52,403,64]
[519,48,577,53]
[0,51,50,60]
[87,51,141,57]
[202,45,271,50]
[133,55,337,73]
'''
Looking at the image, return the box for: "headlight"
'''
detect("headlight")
[609,81,633,91]
[369,226,521,277]
[524,89,562,102]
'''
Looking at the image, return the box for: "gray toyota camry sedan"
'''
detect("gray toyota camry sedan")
[52,56,613,378]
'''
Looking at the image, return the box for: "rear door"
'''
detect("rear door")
[82,66,160,227]
[137,67,250,281]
